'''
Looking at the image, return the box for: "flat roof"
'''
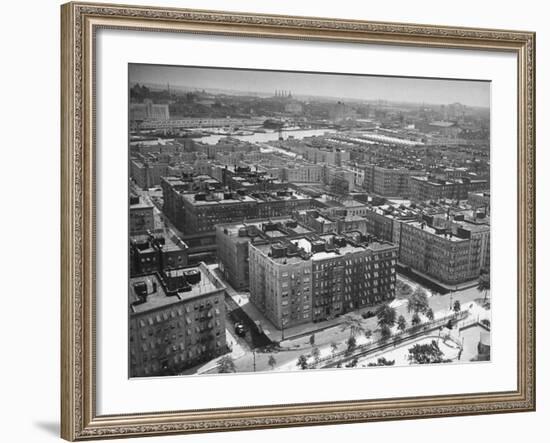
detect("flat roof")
[407,221,463,242]
[182,192,257,206]
[129,267,220,314]
[455,220,490,233]
[217,217,313,243]
[130,202,154,210]
[254,242,307,265]
[253,234,395,265]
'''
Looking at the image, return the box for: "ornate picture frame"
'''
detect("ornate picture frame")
[61,2,535,440]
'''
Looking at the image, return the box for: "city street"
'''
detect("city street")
[207,266,490,373]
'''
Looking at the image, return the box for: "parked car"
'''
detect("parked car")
[234,322,246,337]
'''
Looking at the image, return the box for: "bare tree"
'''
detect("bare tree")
[268,354,277,370]
[217,355,236,373]
[407,288,429,314]
[340,313,364,339]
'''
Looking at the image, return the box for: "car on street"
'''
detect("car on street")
[234,322,247,337]
[361,310,375,319]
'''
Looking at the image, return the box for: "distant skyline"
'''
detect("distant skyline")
[129,64,491,108]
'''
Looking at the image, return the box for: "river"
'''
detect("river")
[197,128,337,145]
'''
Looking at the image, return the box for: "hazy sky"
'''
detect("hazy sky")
[129,64,490,108]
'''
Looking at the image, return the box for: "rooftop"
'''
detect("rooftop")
[411,176,488,187]
[429,121,456,128]
[129,265,222,314]
[217,217,313,244]
[182,192,257,206]
[130,201,154,210]
[252,234,396,265]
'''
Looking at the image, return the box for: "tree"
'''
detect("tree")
[364,328,373,340]
[311,346,321,364]
[345,358,359,368]
[309,334,316,346]
[296,355,309,370]
[408,340,452,364]
[397,280,413,297]
[477,274,491,302]
[340,313,364,339]
[376,304,397,329]
[268,354,277,370]
[330,342,339,357]
[426,307,435,321]
[368,357,396,367]
[407,288,429,315]
[217,355,236,373]
[453,300,461,314]
[380,324,392,340]
[411,312,422,327]
[346,336,357,354]
[397,315,407,332]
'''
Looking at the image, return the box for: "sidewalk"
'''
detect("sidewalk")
[226,286,386,346]
[215,265,355,344]
[224,284,344,343]
[397,263,479,293]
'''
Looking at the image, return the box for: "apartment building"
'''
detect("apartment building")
[130,230,189,277]
[363,164,425,198]
[161,180,314,235]
[410,176,488,202]
[399,216,490,285]
[129,263,226,377]
[216,218,313,291]
[129,196,155,235]
[248,233,397,329]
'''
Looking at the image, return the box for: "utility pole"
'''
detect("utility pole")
[253,350,256,372]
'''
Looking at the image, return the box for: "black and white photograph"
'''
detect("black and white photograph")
[128,64,491,378]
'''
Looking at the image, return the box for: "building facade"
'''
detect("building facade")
[130,230,189,277]
[248,233,397,329]
[130,159,171,189]
[398,217,490,285]
[410,176,488,202]
[161,180,315,236]
[216,218,313,291]
[129,263,226,377]
[129,196,155,235]
[130,99,170,121]
[363,164,425,198]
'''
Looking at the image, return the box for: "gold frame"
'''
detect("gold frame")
[61,2,536,440]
